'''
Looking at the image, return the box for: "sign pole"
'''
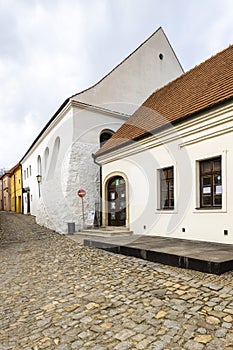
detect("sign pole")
[77,189,86,230]
[81,197,85,229]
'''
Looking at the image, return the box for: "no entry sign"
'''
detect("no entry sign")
[77,189,86,198]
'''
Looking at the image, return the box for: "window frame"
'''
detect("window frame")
[199,156,222,209]
[159,166,175,210]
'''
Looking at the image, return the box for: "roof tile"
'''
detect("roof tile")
[96,45,233,156]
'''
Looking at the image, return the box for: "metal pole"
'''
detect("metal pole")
[81,197,85,229]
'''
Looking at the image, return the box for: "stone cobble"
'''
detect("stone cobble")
[0,212,233,350]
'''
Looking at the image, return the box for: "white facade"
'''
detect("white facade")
[21,27,183,233]
[74,27,183,115]
[97,102,233,244]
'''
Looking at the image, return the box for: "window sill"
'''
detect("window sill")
[156,209,178,214]
[193,208,226,213]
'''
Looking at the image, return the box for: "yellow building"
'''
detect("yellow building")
[10,164,23,213]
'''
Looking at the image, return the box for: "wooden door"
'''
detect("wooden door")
[107,176,126,226]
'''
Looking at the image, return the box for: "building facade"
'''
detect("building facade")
[1,171,11,211]
[10,164,23,213]
[0,177,3,211]
[20,27,183,233]
[95,45,233,244]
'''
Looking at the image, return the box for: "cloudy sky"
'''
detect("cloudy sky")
[1,0,233,169]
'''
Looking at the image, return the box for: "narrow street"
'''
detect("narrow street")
[0,212,232,350]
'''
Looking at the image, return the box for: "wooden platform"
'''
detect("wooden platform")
[84,235,233,275]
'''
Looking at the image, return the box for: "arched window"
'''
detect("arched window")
[47,137,60,179]
[100,130,114,147]
[44,147,49,173]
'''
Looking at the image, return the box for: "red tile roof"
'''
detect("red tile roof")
[96,45,233,157]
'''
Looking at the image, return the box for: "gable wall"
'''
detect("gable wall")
[74,28,183,115]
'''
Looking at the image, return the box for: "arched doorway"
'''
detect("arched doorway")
[107,176,126,226]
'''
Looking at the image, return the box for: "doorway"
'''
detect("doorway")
[27,191,30,214]
[107,176,126,226]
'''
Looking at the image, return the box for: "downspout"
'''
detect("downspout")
[92,154,102,227]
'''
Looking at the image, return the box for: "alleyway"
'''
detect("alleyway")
[0,212,233,350]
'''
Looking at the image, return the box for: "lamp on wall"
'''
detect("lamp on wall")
[36,174,42,198]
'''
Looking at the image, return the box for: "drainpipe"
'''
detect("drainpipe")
[92,153,102,227]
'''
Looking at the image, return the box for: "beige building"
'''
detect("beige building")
[95,45,233,244]
[1,171,11,211]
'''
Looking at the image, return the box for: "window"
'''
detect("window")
[44,147,49,172]
[100,130,114,146]
[24,170,26,180]
[29,165,32,176]
[160,167,174,210]
[27,168,29,178]
[200,156,222,208]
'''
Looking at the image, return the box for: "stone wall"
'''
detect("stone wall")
[36,140,100,233]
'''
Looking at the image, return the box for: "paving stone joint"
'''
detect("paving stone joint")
[0,212,233,349]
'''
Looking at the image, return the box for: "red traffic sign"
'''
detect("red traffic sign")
[77,189,86,198]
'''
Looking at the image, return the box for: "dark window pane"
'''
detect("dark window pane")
[214,160,221,171]
[161,181,167,191]
[203,177,211,186]
[203,196,211,205]
[202,161,211,173]
[168,168,173,178]
[214,195,222,206]
[160,166,174,209]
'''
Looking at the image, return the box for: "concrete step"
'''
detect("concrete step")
[78,228,133,237]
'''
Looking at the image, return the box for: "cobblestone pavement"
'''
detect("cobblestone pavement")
[0,212,233,350]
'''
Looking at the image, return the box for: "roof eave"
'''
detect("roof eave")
[94,96,233,160]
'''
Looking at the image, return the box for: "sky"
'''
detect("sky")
[1,0,233,170]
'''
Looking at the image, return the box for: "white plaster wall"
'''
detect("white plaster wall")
[21,156,39,215]
[58,107,130,232]
[21,28,183,233]
[21,109,73,224]
[33,106,127,233]
[74,28,183,115]
[101,106,233,244]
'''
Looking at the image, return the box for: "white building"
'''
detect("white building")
[95,45,233,244]
[20,27,183,233]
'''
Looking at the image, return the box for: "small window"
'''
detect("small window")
[29,165,32,176]
[100,130,114,146]
[27,168,29,178]
[160,166,174,210]
[199,156,222,208]
[24,170,26,180]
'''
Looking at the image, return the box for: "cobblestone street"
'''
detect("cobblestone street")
[0,212,233,350]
